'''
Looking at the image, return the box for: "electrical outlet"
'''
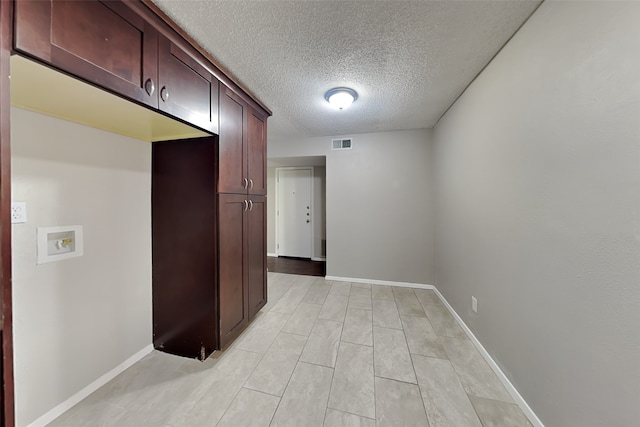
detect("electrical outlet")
[471,296,478,314]
[11,202,27,224]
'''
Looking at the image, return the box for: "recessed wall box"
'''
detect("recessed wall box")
[37,225,83,264]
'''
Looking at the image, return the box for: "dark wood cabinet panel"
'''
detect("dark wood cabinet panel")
[15,0,159,108]
[248,196,267,319]
[219,87,267,196]
[247,109,267,195]
[158,36,219,134]
[152,137,218,359]
[218,193,249,348]
[219,86,247,193]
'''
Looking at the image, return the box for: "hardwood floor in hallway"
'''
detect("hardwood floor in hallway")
[267,256,325,277]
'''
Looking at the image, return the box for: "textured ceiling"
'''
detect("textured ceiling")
[151,0,541,139]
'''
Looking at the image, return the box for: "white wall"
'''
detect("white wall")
[11,108,152,426]
[433,2,640,426]
[269,129,434,284]
[267,166,326,259]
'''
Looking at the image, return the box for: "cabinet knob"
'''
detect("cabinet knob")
[160,86,169,102]
[144,78,155,96]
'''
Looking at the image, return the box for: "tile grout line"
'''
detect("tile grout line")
[213,345,272,427]
[264,283,318,425]
[323,338,342,426]
[409,352,436,427]
[226,293,304,426]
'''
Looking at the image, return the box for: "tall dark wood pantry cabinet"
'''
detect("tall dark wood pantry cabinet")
[152,88,269,357]
[217,85,268,347]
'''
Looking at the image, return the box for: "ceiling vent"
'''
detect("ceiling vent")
[332,138,353,150]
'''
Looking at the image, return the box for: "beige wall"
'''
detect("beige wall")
[433,1,640,426]
[269,129,434,284]
[11,108,152,426]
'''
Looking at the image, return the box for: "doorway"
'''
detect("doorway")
[276,167,313,258]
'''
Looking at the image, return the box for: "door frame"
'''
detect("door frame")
[275,167,314,259]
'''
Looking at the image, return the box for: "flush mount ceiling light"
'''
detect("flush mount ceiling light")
[325,87,358,110]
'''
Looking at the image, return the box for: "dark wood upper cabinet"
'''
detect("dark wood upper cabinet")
[247,109,267,195]
[158,36,219,134]
[14,0,160,108]
[219,85,267,195]
[14,0,224,134]
[219,86,247,194]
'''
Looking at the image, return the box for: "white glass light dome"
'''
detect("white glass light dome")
[325,87,358,110]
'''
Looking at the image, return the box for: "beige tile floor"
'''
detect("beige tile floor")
[49,273,533,427]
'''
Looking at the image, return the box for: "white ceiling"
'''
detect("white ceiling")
[152,0,541,140]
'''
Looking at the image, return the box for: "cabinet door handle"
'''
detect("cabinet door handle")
[144,78,155,96]
[160,86,169,102]
[248,200,253,211]
[243,178,248,189]
[249,179,254,189]
[243,200,248,211]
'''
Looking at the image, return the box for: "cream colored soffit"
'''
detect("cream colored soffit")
[10,55,209,142]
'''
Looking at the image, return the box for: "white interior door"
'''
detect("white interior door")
[277,168,312,258]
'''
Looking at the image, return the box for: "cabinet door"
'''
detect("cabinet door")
[218,194,249,348]
[247,108,267,195]
[152,137,218,359]
[14,0,159,108]
[247,196,267,319]
[218,86,247,194]
[158,36,219,134]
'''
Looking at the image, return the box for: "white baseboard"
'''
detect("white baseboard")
[267,252,278,258]
[325,275,433,290]
[431,288,544,427]
[28,344,154,427]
